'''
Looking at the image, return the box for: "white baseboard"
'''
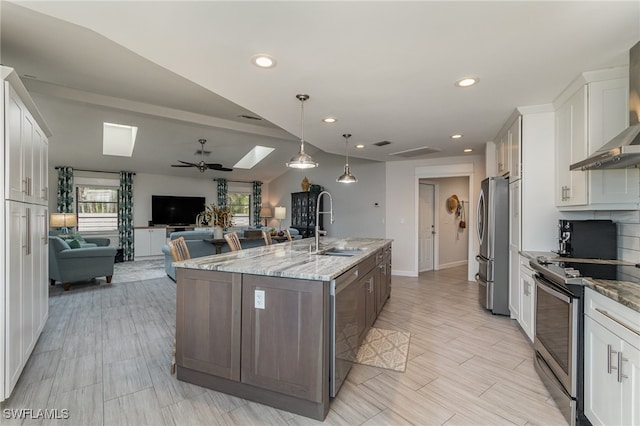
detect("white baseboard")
[436,260,468,270]
[391,269,418,277]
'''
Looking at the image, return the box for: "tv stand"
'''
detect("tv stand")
[134,225,196,260]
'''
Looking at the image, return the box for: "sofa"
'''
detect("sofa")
[48,230,111,248]
[162,227,301,280]
[49,236,118,290]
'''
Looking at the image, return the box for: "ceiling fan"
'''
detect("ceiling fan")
[171,139,233,173]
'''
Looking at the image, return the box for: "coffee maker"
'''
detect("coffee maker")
[558,219,617,259]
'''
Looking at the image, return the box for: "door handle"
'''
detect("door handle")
[618,352,629,383]
[607,344,618,374]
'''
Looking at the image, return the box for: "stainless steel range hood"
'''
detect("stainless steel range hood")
[570,40,640,171]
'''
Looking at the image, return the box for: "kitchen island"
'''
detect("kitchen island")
[172,237,392,420]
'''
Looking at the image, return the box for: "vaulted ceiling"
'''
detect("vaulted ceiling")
[2,1,639,182]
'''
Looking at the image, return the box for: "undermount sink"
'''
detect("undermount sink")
[317,247,361,257]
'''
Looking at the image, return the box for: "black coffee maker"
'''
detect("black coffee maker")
[558,219,617,259]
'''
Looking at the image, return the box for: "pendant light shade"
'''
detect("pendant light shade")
[337,133,357,183]
[287,94,318,169]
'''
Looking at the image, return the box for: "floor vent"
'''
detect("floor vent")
[389,146,441,158]
[373,140,392,147]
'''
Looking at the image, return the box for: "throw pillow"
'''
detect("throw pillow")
[72,233,87,243]
[68,239,81,249]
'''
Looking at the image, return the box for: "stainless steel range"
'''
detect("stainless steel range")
[531,258,586,426]
[530,257,640,425]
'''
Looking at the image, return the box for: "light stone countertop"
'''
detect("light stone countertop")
[173,237,393,281]
[521,250,640,313]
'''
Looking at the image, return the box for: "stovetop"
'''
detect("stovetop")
[531,255,640,286]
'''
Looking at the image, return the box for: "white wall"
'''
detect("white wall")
[133,172,218,226]
[386,155,485,279]
[267,150,386,238]
[426,176,470,269]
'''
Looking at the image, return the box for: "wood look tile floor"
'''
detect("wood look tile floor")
[1,266,567,425]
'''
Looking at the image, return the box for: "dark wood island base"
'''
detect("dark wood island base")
[173,238,392,421]
[177,365,330,420]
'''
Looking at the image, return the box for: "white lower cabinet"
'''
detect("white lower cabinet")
[134,228,167,259]
[5,202,48,397]
[584,288,640,426]
[518,258,535,342]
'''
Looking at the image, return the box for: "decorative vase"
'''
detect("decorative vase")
[214,226,224,240]
[301,176,310,191]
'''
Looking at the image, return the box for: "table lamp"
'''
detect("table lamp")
[50,213,78,235]
[274,206,286,231]
[260,206,273,227]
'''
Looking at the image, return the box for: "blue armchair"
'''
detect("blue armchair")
[49,236,117,291]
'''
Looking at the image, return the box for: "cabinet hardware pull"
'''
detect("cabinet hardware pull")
[25,208,31,255]
[22,179,28,194]
[607,344,618,374]
[617,352,629,383]
[595,308,640,336]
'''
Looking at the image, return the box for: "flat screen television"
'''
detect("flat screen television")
[151,195,205,226]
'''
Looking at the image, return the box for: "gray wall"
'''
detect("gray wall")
[266,150,386,238]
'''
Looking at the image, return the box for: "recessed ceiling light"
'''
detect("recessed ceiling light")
[455,77,478,87]
[355,144,365,149]
[464,148,473,153]
[251,54,277,68]
[322,117,337,123]
[450,134,463,139]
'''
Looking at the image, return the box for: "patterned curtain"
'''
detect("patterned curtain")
[252,181,262,227]
[56,167,74,213]
[217,178,228,207]
[118,171,134,261]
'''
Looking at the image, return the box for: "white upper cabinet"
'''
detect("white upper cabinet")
[494,112,521,180]
[4,76,50,205]
[555,69,639,210]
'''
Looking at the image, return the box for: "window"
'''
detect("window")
[228,192,250,227]
[76,186,119,232]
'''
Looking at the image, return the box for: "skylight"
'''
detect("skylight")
[103,122,138,157]
[233,146,275,169]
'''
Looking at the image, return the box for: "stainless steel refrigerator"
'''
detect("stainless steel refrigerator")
[475,176,509,315]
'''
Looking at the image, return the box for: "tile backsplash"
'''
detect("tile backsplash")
[596,211,639,263]
[562,210,640,263]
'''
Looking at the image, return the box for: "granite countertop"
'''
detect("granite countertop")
[521,250,640,313]
[173,237,393,281]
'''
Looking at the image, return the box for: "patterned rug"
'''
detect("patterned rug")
[355,327,411,372]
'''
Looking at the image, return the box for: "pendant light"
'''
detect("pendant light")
[286,94,318,169]
[337,133,357,183]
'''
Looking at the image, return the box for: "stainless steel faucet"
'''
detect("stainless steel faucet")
[314,190,334,252]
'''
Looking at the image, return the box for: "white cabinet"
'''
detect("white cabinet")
[508,180,521,320]
[494,113,521,179]
[555,72,639,210]
[509,117,521,181]
[584,288,640,426]
[555,85,588,206]
[518,258,535,342]
[134,228,167,259]
[2,67,51,402]
[5,82,49,206]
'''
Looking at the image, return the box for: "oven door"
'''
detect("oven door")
[534,274,579,397]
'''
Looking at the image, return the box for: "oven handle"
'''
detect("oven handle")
[535,275,571,303]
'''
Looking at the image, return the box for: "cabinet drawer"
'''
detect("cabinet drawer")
[358,253,377,276]
[585,287,640,349]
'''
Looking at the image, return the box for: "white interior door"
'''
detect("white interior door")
[419,183,435,272]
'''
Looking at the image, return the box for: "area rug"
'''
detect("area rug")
[49,259,167,296]
[355,327,411,372]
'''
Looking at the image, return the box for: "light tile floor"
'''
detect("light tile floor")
[1,265,567,425]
